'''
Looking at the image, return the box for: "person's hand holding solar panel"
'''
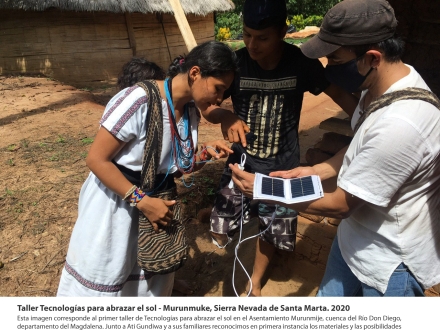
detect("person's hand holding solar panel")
[229,145,364,218]
[229,164,324,204]
[269,166,318,180]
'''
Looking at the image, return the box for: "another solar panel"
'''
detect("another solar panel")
[261,177,285,197]
[290,177,315,198]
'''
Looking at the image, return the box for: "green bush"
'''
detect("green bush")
[288,14,322,31]
[291,14,305,31]
[215,12,242,41]
[304,15,323,27]
[214,0,333,38]
[287,0,341,17]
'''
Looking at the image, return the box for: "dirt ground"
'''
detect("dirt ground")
[1,75,437,297]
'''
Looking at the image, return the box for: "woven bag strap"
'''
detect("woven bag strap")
[135,80,163,192]
[354,87,440,134]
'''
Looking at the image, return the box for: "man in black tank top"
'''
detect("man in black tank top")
[204,0,358,296]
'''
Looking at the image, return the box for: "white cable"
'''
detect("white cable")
[231,153,277,297]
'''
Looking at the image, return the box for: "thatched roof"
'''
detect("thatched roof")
[0,0,235,15]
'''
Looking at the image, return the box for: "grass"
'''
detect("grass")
[176,162,225,219]
[81,137,94,145]
[7,144,17,151]
[20,139,29,148]
[56,135,66,143]
[4,188,14,196]
[0,133,92,241]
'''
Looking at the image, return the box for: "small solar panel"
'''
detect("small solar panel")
[254,173,322,204]
[261,177,285,197]
[290,177,315,198]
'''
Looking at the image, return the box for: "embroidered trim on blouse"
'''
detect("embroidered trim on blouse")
[110,95,147,136]
[65,262,145,293]
[100,86,137,125]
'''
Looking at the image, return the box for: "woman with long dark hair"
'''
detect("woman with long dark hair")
[57,41,238,296]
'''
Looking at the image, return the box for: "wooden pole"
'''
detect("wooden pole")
[124,13,137,56]
[168,0,198,51]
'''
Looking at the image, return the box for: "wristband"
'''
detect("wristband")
[123,185,137,201]
[129,187,146,207]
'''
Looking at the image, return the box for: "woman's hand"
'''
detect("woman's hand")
[202,140,234,160]
[270,166,318,179]
[229,163,255,198]
[136,196,176,232]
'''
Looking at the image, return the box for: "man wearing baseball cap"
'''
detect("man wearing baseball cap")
[229,0,440,296]
[204,0,358,296]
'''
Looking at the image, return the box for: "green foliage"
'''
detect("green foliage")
[224,0,336,17]
[226,0,245,13]
[215,12,242,40]
[287,0,341,16]
[304,15,323,27]
[215,0,333,38]
[291,14,305,31]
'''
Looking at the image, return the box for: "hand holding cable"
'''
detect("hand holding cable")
[197,139,234,163]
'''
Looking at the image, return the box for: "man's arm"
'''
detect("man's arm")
[229,146,362,218]
[202,104,250,147]
[324,84,359,118]
[270,145,348,181]
[292,185,364,219]
[229,160,364,219]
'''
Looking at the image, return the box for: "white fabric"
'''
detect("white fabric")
[57,85,199,296]
[101,86,199,174]
[337,65,440,293]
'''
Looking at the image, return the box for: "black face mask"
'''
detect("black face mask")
[325,56,374,93]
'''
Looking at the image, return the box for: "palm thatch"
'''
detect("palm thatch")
[0,0,235,15]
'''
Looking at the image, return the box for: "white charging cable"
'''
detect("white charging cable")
[230,153,277,297]
[227,153,245,189]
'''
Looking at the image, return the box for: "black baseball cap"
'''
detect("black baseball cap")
[301,0,398,59]
[243,0,287,30]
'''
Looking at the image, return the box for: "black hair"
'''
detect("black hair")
[167,41,239,80]
[242,0,287,31]
[349,35,405,63]
[117,57,166,90]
